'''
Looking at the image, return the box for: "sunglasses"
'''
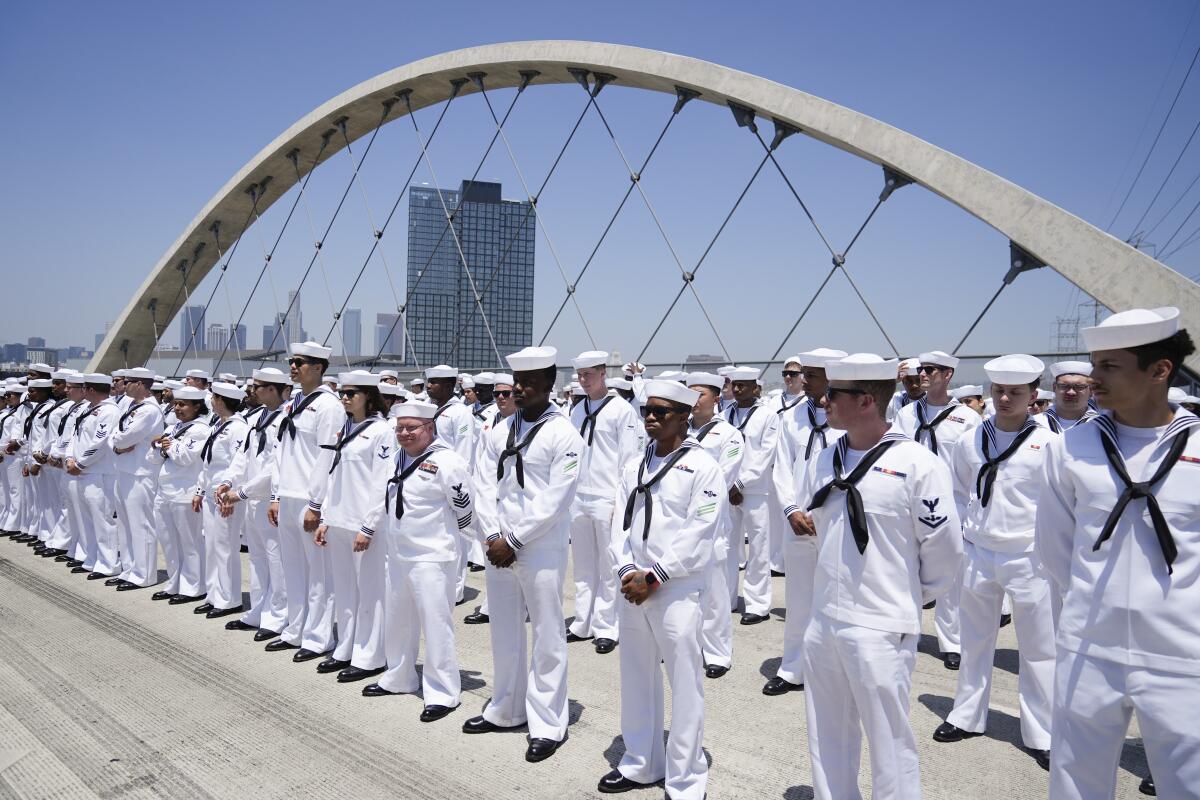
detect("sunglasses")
[1054,382,1090,393]
[781,370,801,378]
[288,357,315,367]
[396,423,429,434]
[825,387,867,400]
[338,389,361,398]
[493,390,513,398]
[918,365,944,375]
[640,405,682,419]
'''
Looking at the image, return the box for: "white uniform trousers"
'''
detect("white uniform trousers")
[26,469,47,540]
[328,526,386,669]
[946,542,1055,749]
[731,493,772,616]
[44,470,73,551]
[933,555,963,654]
[767,490,785,573]
[776,535,818,685]
[0,457,23,531]
[699,518,734,669]
[568,499,620,641]
[617,578,708,800]
[240,501,288,633]
[115,474,159,586]
[64,475,86,559]
[1050,649,1200,800]
[803,614,920,800]
[155,499,204,596]
[80,474,119,575]
[202,497,244,610]
[278,497,335,652]
[482,546,570,741]
[380,559,459,705]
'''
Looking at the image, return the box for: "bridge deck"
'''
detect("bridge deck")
[0,544,1149,799]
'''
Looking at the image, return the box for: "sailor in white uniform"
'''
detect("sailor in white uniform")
[360,400,474,723]
[216,367,291,640]
[724,366,780,624]
[51,374,89,563]
[0,382,28,536]
[1037,307,1200,800]
[684,372,744,679]
[886,358,925,422]
[267,341,345,662]
[107,367,165,589]
[151,386,211,603]
[65,373,122,580]
[567,350,643,654]
[312,371,393,683]
[799,353,962,800]
[893,349,981,669]
[21,378,54,551]
[596,380,723,800]
[463,346,581,764]
[933,355,1059,770]
[766,348,846,696]
[424,364,476,604]
[410,377,428,403]
[1043,360,1099,433]
[765,357,809,574]
[33,370,77,559]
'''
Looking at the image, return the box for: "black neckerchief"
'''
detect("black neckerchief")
[39,396,69,424]
[23,401,48,438]
[777,393,804,414]
[387,444,444,519]
[57,401,85,437]
[804,398,829,460]
[579,395,613,446]
[914,398,959,455]
[727,403,759,432]
[622,440,698,540]
[1044,406,1097,434]
[321,415,384,473]
[74,400,111,436]
[1090,412,1200,574]
[277,388,328,441]
[118,400,149,432]
[808,433,908,553]
[201,417,236,463]
[497,406,558,488]
[246,407,285,454]
[690,418,720,442]
[975,416,1039,507]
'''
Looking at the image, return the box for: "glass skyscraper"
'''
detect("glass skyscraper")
[405,180,534,369]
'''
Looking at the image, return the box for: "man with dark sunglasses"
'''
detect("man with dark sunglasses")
[887,358,925,422]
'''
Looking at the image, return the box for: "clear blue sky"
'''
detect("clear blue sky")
[3,0,1198,368]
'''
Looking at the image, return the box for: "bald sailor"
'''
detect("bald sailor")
[799,353,962,800]
[1037,307,1200,799]
[463,346,581,764]
[567,350,642,654]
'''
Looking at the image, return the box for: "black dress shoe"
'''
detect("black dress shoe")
[15,534,36,543]
[193,602,215,615]
[361,683,399,697]
[462,715,522,734]
[420,704,458,722]
[224,619,256,631]
[597,768,645,794]
[70,566,89,574]
[86,572,111,580]
[65,559,83,568]
[168,594,205,605]
[932,722,982,743]
[770,569,785,577]
[265,639,299,652]
[292,648,324,662]
[104,577,124,587]
[41,548,66,558]
[337,665,385,683]
[54,554,71,562]
[316,657,350,674]
[594,638,617,654]
[566,631,593,643]
[923,600,937,610]
[740,612,768,625]
[1139,775,1156,796]
[151,590,174,601]
[206,606,242,619]
[705,664,729,679]
[468,562,485,572]
[463,611,489,624]
[525,733,566,763]
[943,652,961,670]
[999,613,1012,628]
[115,582,144,592]
[33,544,47,553]
[254,628,281,642]
[762,676,803,695]
[1031,748,1050,771]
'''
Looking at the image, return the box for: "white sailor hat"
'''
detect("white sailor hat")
[506,346,557,371]
[425,364,458,379]
[572,350,609,369]
[644,379,700,407]
[686,371,725,391]
[164,379,184,390]
[28,362,53,374]
[1182,394,1200,405]
[252,367,290,385]
[726,366,761,382]
[984,354,1045,385]
[474,372,496,386]
[1050,360,1092,378]
[715,366,736,377]
[83,373,112,386]
[65,373,86,386]
[172,386,206,400]
[410,377,425,387]
[570,382,586,396]
[1082,307,1180,352]
[899,358,922,377]
[826,353,899,382]
[111,369,127,378]
[211,381,246,401]
[50,370,73,380]
[951,384,984,399]
[217,372,237,382]
[151,382,166,391]
[28,379,52,388]
[288,341,333,360]
[606,377,633,391]
[798,348,849,368]
[391,401,437,420]
[378,382,403,397]
[185,368,211,381]
[379,370,398,380]
[125,367,155,380]
[338,370,380,388]
[1168,387,1188,404]
[3,382,22,394]
[1036,389,1054,402]
[460,375,475,389]
[783,354,804,368]
[919,351,959,369]
[493,372,515,386]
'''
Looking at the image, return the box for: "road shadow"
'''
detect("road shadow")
[759,656,782,680]
[460,668,486,691]
[569,698,585,726]
[601,734,712,772]
[783,786,815,799]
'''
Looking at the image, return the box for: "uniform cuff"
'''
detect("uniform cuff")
[617,564,637,579]
[783,504,800,517]
[650,562,670,583]
[307,500,322,512]
[504,531,523,551]
[486,532,501,543]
